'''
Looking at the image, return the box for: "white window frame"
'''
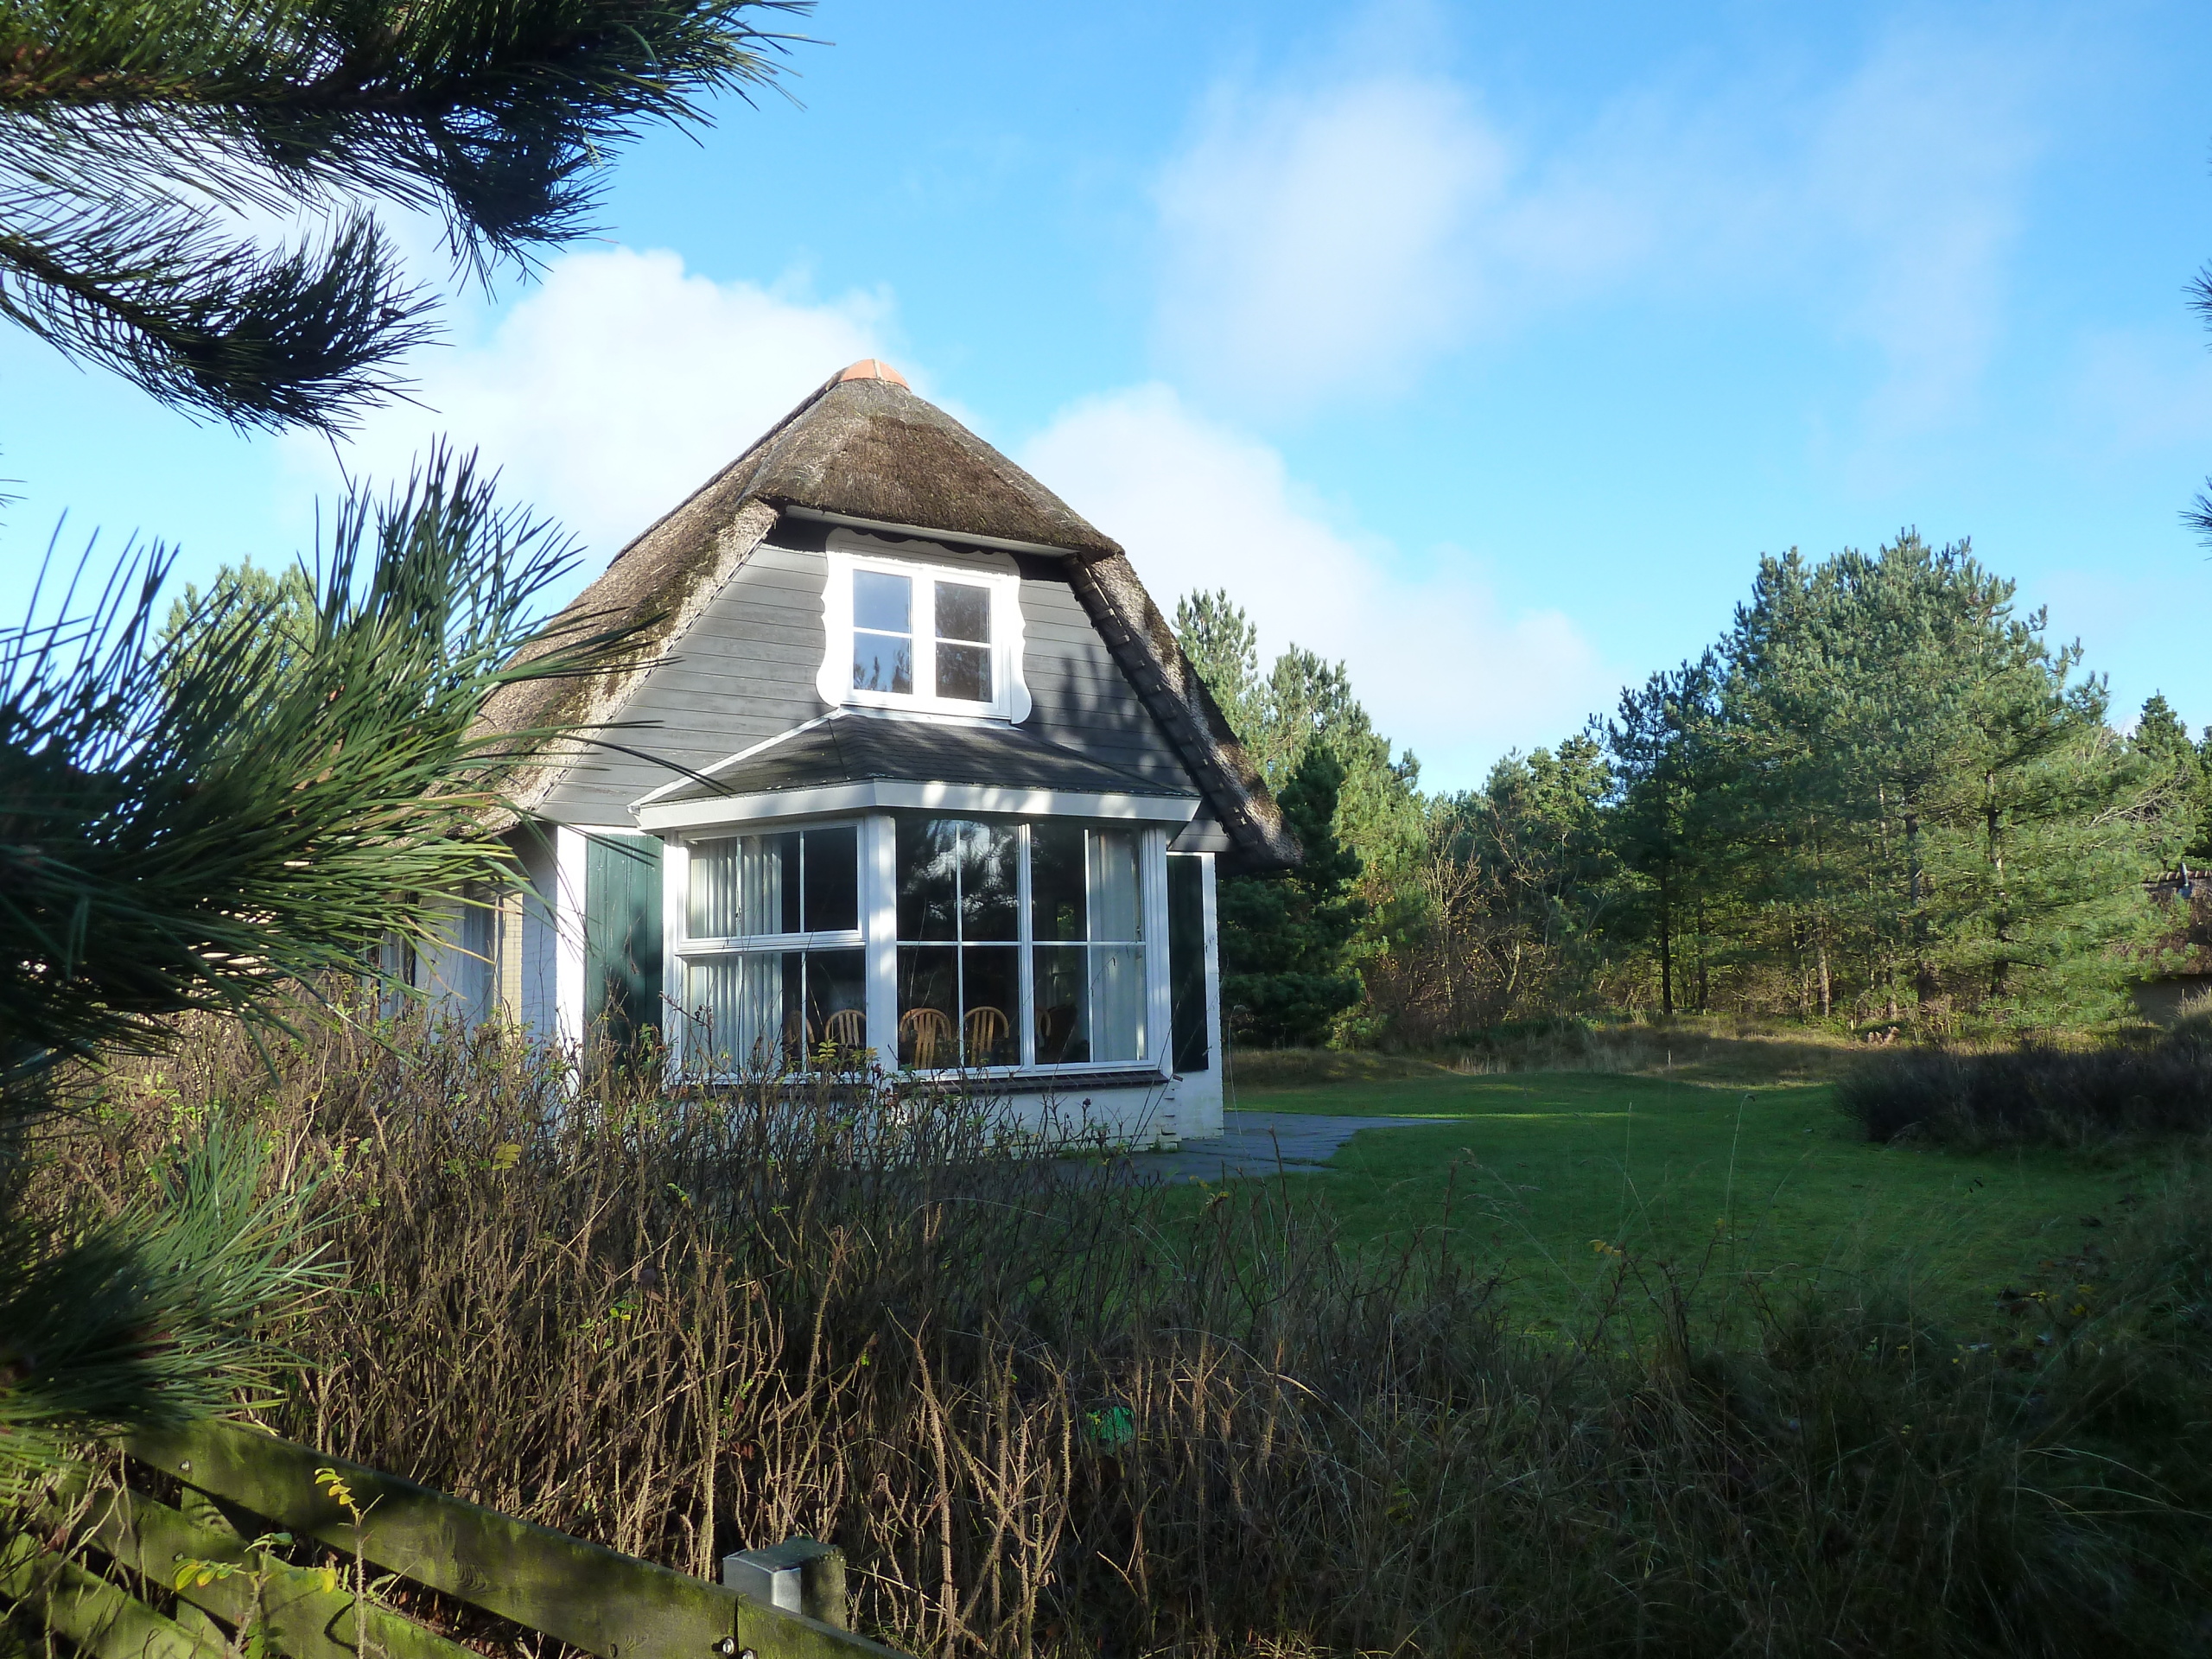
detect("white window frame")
[665,818,869,1074]
[885,818,1164,1075]
[817,550,1031,721]
[660,810,1169,1081]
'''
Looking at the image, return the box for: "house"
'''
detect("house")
[432,359,1297,1145]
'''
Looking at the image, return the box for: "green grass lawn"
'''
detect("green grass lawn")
[1220,1058,2171,1336]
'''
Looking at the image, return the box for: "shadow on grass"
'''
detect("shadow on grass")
[1233,1018,1870,1093]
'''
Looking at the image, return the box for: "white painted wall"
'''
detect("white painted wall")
[1177,852,1225,1140]
[552,825,592,1047]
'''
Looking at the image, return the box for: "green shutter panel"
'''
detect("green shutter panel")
[585,835,664,1046]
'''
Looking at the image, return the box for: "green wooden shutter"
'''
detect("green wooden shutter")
[586,835,664,1046]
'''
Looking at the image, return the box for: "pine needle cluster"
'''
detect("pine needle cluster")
[0,0,811,429]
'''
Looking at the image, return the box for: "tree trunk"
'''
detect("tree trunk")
[1986,779,2010,1001]
[1904,799,1938,1005]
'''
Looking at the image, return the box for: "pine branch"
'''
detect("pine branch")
[0,446,639,1074]
[0,0,811,425]
[0,194,431,431]
[0,1116,332,1498]
[3,0,811,251]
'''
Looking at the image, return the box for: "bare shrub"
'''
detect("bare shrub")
[1840,1022,2212,1147]
[34,1005,2212,1658]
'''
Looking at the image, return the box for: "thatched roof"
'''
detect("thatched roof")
[479,362,1297,872]
[731,359,1122,558]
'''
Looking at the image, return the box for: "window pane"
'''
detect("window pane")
[803,826,859,932]
[684,951,866,1072]
[685,954,786,1071]
[960,821,1018,942]
[688,834,797,938]
[1091,943,1146,1062]
[853,630,912,694]
[1168,855,1210,1072]
[803,949,868,1054]
[769,833,803,933]
[936,640,992,702]
[687,838,734,936]
[855,570,912,633]
[1088,830,1142,942]
[897,945,957,1067]
[962,945,1018,1065]
[1030,823,1086,941]
[936,582,991,644]
[1033,944,1090,1064]
[897,818,961,940]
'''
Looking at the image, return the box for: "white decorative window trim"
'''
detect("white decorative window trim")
[817,549,1031,722]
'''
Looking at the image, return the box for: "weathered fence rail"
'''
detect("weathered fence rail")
[3,1419,908,1659]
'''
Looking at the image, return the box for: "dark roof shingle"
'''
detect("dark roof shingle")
[652,710,1199,805]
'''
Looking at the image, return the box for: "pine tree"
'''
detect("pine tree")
[1468,737,1619,1010]
[1173,588,1262,741]
[1604,656,1720,1014]
[2130,693,2208,861]
[1218,747,1366,1046]
[1707,533,2164,1025]
[1172,589,1424,903]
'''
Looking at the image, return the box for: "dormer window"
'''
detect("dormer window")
[820,545,1029,721]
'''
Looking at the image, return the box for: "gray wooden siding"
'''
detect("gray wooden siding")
[536,526,1205,826]
[537,540,831,822]
[1014,567,1192,788]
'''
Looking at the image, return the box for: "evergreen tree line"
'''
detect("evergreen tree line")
[1179,531,2195,1047]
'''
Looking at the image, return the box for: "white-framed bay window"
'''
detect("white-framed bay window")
[816,550,1029,721]
[671,821,868,1070]
[664,810,1169,1077]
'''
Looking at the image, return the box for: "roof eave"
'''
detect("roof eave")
[774,503,1118,563]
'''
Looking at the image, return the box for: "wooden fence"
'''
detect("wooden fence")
[2,1419,909,1659]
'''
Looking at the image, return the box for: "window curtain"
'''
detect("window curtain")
[688,954,783,1070]
[686,838,786,1066]
[1087,830,1145,1062]
[688,836,785,938]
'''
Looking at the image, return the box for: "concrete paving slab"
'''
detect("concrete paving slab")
[1121,1109,1432,1183]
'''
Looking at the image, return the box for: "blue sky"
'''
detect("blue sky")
[5,0,2212,791]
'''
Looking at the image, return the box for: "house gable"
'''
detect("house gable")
[531,520,1224,848]
[482,361,1290,871]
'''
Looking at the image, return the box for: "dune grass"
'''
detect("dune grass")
[1217,1047,2169,1336]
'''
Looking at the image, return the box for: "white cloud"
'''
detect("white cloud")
[1154,76,1510,410]
[1021,385,1616,790]
[288,247,893,563]
[1150,25,2047,431]
[1796,29,2042,429]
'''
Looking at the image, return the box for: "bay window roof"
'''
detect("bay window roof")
[635,709,1198,832]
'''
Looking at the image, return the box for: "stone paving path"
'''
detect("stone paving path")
[1122,1109,1433,1184]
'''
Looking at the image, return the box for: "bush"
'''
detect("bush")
[32,1006,2212,1657]
[1839,1022,2212,1147]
